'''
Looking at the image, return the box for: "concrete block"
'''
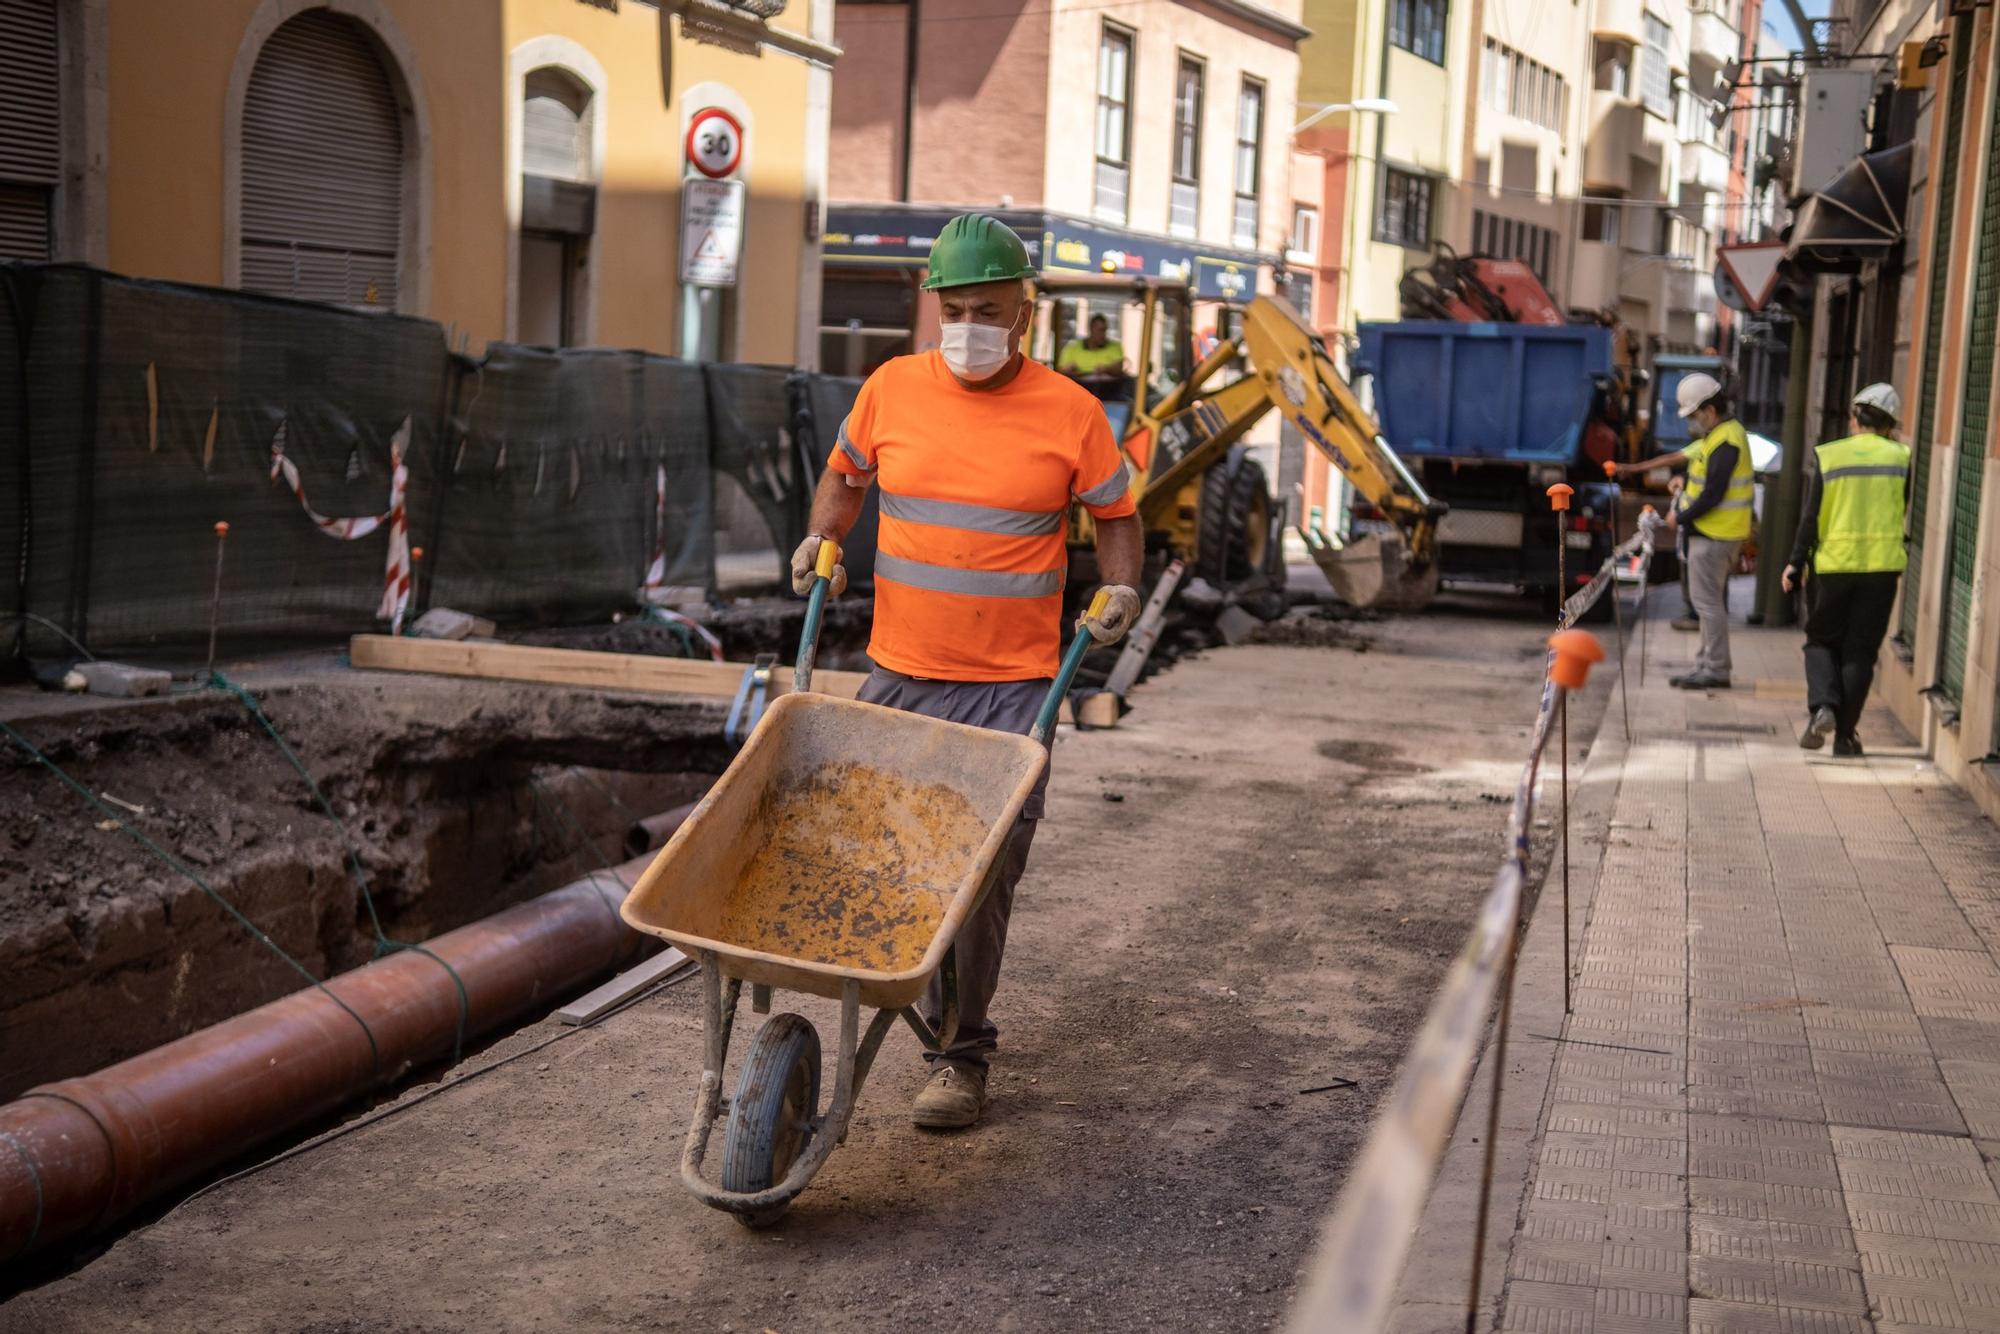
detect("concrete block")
[1215,605,1259,645]
[75,662,171,698]
[409,608,497,641]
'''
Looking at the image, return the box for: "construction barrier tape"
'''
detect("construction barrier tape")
[1285,512,1657,1333]
[270,416,414,632]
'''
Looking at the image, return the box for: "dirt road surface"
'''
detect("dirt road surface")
[5,600,1605,1333]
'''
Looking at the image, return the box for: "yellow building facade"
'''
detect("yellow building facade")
[17,0,834,364]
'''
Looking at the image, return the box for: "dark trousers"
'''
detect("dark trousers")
[856,668,1051,1071]
[1803,571,1901,738]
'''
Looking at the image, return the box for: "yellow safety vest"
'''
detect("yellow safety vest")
[1814,432,1909,574]
[1057,339,1125,374]
[1681,420,1755,541]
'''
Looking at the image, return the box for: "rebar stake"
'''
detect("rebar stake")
[204,521,229,683]
[1546,486,1573,1016]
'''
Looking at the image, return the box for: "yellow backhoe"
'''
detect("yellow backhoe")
[1032,274,1444,611]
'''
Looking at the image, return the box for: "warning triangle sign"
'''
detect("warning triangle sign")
[1718,243,1786,313]
[693,228,731,264]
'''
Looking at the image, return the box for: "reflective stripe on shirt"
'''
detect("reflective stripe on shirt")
[879,490,1066,537]
[874,552,1065,599]
[1075,461,1131,508]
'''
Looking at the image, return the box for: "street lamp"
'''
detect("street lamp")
[1294,98,1399,134]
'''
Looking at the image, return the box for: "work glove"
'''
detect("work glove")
[790,534,847,598]
[1080,584,1142,645]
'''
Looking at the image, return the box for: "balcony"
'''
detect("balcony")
[1680,137,1730,194]
[1594,0,1644,45]
[1571,240,1622,313]
[1584,92,1660,192]
[1689,2,1739,85]
[1665,265,1709,313]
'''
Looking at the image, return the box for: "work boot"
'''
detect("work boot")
[1833,733,1865,758]
[1801,707,1836,750]
[1673,672,1730,691]
[912,1060,987,1130]
[1672,615,1700,632]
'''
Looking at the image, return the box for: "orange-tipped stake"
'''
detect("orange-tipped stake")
[205,521,231,682]
[214,521,230,538]
[1549,628,1605,690]
[1602,459,1618,479]
[1546,482,1574,511]
[411,545,425,562]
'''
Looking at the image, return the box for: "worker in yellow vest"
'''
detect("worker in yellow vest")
[1781,383,1910,757]
[1659,372,1754,690]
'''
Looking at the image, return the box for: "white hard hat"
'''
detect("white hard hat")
[1853,382,1901,421]
[1675,372,1723,418]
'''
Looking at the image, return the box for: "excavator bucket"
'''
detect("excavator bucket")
[1301,527,1440,613]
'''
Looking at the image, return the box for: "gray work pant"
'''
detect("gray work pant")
[1687,533,1743,680]
[856,668,1051,1071]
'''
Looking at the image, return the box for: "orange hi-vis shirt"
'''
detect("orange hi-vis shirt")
[827,351,1137,681]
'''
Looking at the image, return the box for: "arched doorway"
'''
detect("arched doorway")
[238,7,407,308]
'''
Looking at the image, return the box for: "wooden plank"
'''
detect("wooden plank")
[349,634,1079,722]
[349,634,869,700]
[555,948,693,1025]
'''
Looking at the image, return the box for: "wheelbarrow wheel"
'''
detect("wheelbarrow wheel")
[720,1012,822,1227]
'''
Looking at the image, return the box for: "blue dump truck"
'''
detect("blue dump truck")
[1354,320,1621,618]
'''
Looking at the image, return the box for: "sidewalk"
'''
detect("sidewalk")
[1476,589,2000,1332]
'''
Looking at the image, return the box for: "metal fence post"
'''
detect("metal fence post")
[1546,485,1573,1016]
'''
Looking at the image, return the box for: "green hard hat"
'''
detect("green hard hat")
[921,214,1036,290]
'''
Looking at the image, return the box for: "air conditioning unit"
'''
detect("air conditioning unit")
[1791,68,1874,196]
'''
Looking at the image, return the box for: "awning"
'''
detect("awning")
[823,203,1274,302]
[1784,141,1913,273]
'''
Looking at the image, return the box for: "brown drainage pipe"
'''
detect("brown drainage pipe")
[0,852,659,1263]
[622,799,702,859]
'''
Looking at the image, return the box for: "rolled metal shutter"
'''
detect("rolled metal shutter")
[1902,12,1975,644]
[0,0,60,261]
[240,9,402,307]
[1938,71,2000,708]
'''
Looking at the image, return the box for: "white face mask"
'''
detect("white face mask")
[939,320,1016,381]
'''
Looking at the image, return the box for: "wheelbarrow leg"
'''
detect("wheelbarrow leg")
[681,953,743,1191]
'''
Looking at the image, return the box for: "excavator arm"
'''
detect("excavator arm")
[1135,295,1444,609]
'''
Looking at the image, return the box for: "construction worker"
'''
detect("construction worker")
[1057,313,1130,401]
[793,214,1144,1130]
[1781,383,1909,757]
[1657,371,1752,689]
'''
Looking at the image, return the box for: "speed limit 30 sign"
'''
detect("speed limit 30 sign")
[685,107,744,180]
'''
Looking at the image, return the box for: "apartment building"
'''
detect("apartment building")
[820,0,1306,369]
[0,0,837,364]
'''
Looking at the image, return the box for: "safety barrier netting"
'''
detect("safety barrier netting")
[1,263,859,664]
[1286,511,1659,1333]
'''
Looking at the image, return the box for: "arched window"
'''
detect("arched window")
[518,65,597,347]
[239,8,406,307]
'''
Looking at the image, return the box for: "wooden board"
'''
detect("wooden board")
[349,634,869,700]
[555,948,692,1025]
[348,634,1079,722]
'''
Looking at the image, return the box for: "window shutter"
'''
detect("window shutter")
[240,10,403,307]
[0,0,60,260]
[1902,12,1974,644]
[1938,60,2000,706]
[523,69,592,182]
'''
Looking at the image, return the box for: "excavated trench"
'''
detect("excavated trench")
[0,673,739,1101]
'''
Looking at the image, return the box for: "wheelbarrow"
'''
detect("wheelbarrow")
[620,540,1108,1225]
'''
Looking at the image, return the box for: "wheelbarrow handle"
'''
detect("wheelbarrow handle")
[792,537,842,694]
[1030,587,1110,743]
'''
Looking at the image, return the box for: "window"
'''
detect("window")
[519,67,597,348]
[1094,25,1133,222]
[240,9,408,307]
[1641,13,1672,118]
[1233,78,1264,249]
[1471,208,1556,281]
[0,0,59,260]
[1594,38,1632,97]
[1171,55,1203,239]
[1390,0,1448,63]
[1484,38,1569,132]
[1376,167,1434,248]
[1289,204,1319,261]
[1581,200,1621,245]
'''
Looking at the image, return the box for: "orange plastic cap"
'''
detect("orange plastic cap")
[1641,503,1657,516]
[1602,460,1618,478]
[411,546,425,561]
[213,521,229,537]
[1549,629,1605,689]
[1545,483,1574,511]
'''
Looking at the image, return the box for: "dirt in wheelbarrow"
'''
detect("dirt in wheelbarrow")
[7,594,1610,1334]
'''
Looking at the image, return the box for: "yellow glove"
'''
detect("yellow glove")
[1081,584,1142,645]
[790,534,848,597]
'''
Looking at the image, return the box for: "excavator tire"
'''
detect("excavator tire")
[1196,455,1273,591]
